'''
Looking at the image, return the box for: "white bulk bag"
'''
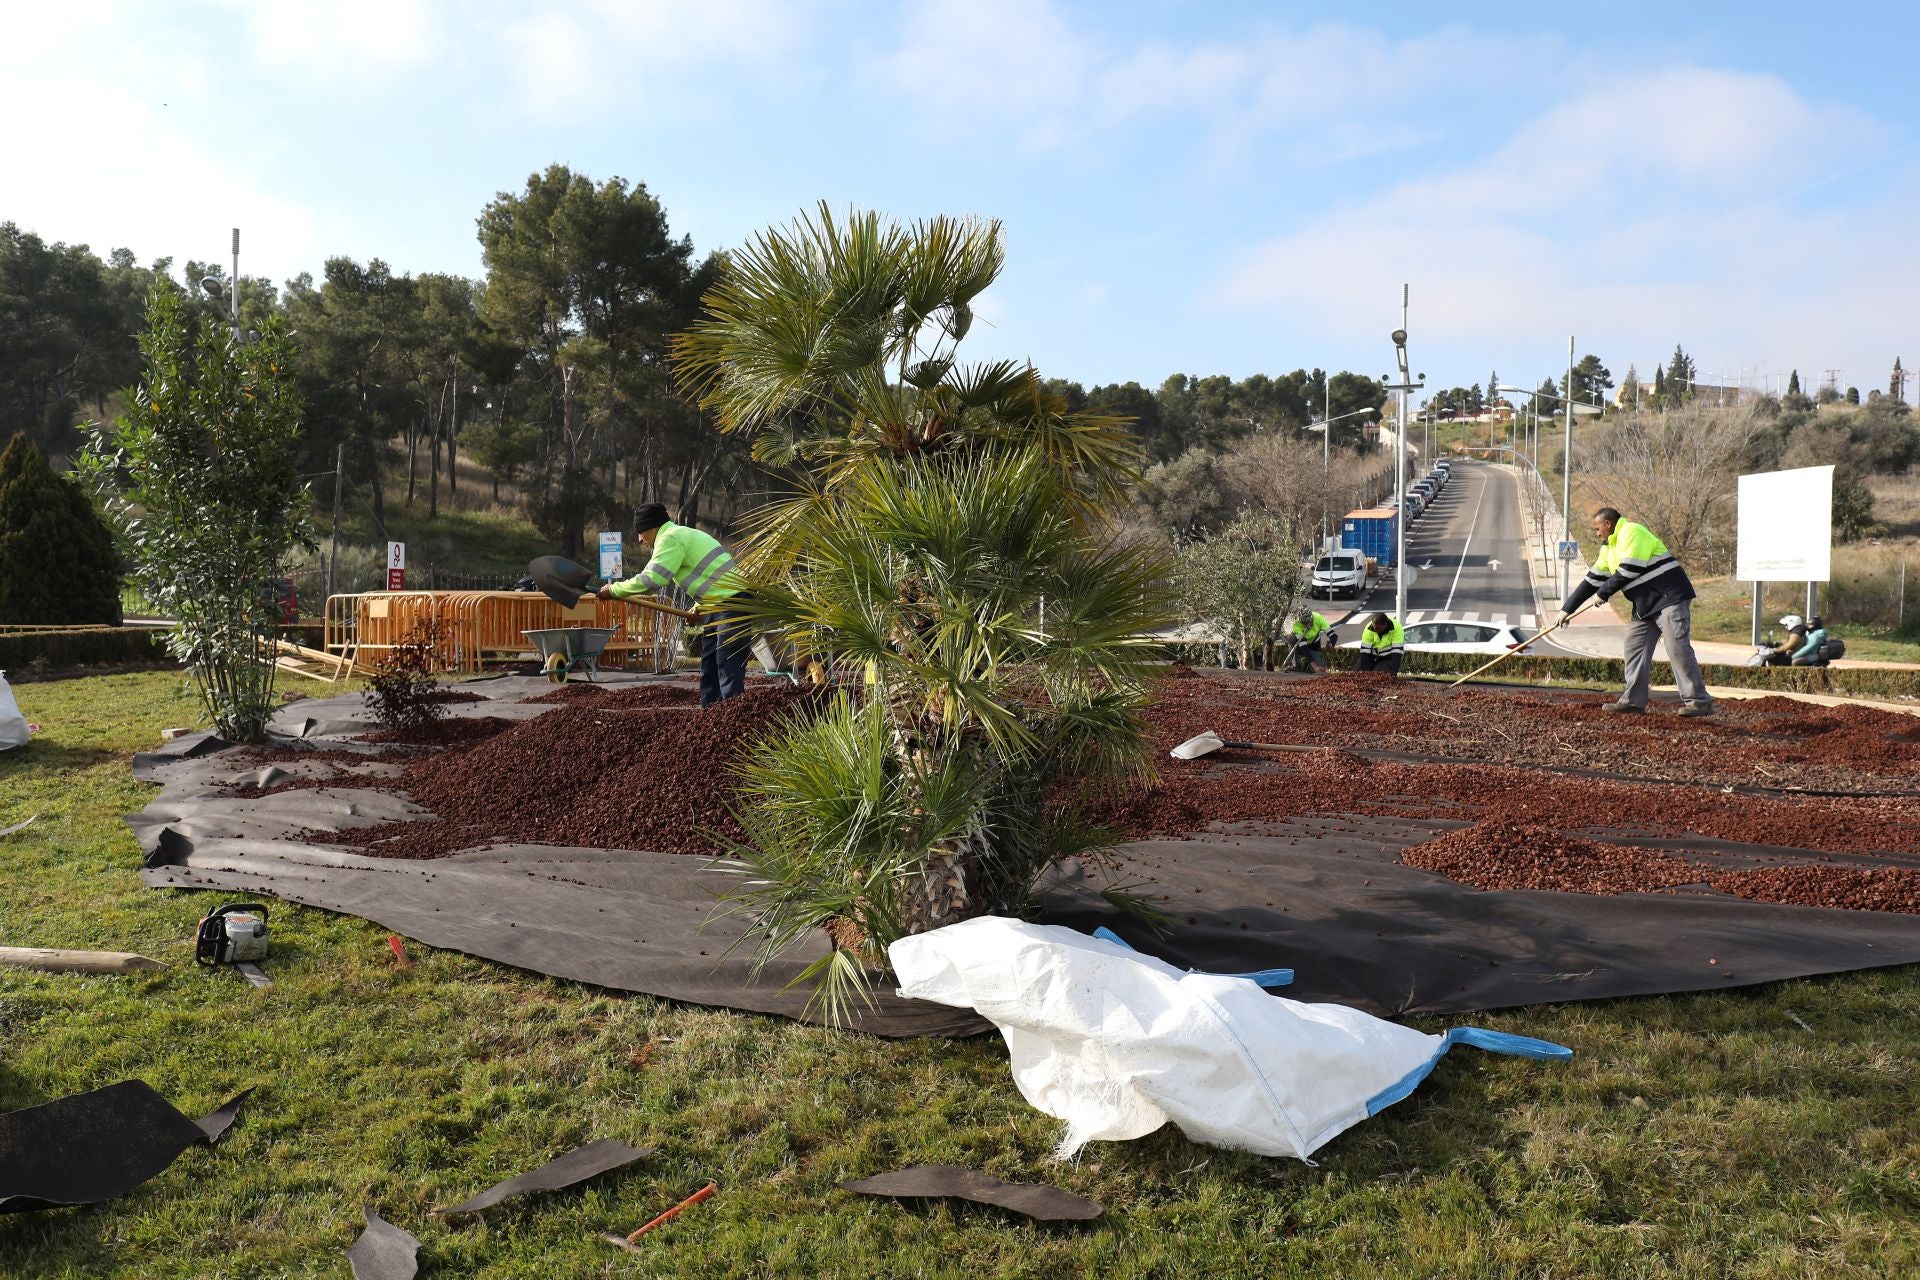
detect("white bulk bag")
[0,673,28,751]
[890,916,1570,1161]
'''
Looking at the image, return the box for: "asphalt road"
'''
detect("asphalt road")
[1330,460,1583,657]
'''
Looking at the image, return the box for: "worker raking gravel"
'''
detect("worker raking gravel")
[1560,506,1714,717]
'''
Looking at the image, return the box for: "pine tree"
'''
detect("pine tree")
[1665,345,1695,399]
[1787,369,1801,397]
[0,432,123,625]
[1891,357,1906,405]
[1654,364,1667,404]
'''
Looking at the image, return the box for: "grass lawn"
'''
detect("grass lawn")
[1689,577,1920,663]
[3,671,1918,1278]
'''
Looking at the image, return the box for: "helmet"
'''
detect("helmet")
[1778,615,1803,630]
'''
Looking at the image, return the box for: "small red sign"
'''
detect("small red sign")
[387,568,405,591]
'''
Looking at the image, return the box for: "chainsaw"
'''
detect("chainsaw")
[195,903,270,966]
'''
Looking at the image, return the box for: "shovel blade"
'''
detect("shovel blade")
[1170,731,1225,761]
[528,555,596,607]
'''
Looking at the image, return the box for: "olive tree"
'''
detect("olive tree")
[77,285,308,740]
[1175,509,1309,669]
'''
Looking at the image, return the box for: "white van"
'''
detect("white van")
[1310,548,1372,598]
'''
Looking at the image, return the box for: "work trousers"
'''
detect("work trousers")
[1355,650,1401,676]
[1621,598,1712,710]
[1288,640,1327,672]
[699,600,753,707]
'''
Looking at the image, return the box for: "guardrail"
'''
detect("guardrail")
[324,591,688,675]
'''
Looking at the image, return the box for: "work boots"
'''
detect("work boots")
[1601,702,1644,714]
[1677,703,1716,717]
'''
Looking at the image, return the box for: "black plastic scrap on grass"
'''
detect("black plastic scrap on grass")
[842,1164,1103,1221]
[347,1207,423,1280]
[0,1080,251,1213]
[431,1139,655,1216]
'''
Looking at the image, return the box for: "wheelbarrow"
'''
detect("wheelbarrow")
[524,627,618,683]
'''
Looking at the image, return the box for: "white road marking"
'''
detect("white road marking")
[1442,471,1491,613]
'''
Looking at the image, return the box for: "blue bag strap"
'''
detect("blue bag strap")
[1365,1026,1573,1115]
[1092,926,1293,989]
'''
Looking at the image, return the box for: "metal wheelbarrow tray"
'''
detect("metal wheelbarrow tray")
[523,627,618,682]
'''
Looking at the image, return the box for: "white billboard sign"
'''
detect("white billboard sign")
[1736,465,1832,582]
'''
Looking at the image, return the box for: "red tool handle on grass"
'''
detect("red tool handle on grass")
[624,1181,718,1244]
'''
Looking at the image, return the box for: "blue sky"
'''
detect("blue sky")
[6,1,1918,402]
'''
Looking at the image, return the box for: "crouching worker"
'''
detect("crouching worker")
[590,503,750,707]
[1285,609,1333,672]
[1355,612,1404,676]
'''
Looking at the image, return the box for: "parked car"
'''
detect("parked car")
[1308,548,1372,598]
[1339,616,1539,655]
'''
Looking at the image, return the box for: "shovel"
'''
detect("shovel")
[1442,600,1598,691]
[1171,731,1331,761]
[527,556,695,619]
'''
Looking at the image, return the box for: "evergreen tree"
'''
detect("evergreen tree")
[1787,369,1801,397]
[1665,345,1695,400]
[1619,364,1641,408]
[1653,364,1667,404]
[1846,386,1860,405]
[0,432,122,625]
[1891,357,1907,405]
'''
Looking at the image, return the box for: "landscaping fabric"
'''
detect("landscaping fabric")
[127,672,1920,1033]
[432,1140,654,1216]
[0,1081,245,1213]
[346,1209,421,1280]
[840,1164,1103,1221]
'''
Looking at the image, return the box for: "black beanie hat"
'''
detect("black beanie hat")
[635,503,670,532]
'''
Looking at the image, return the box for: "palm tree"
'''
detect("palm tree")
[674,206,1172,1019]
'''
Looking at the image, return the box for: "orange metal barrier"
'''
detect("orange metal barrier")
[324,591,687,675]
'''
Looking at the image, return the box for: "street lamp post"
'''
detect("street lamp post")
[1382,287,1425,623]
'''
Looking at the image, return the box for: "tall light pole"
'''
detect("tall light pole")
[1561,337,1575,601]
[1383,286,1425,622]
[229,227,241,343]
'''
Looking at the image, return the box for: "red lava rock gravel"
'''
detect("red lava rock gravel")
[1400,820,1706,895]
[288,667,1920,914]
[330,685,819,859]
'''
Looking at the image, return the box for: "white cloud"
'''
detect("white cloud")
[203,0,439,81]
[1216,68,1910,381]
[869,7,1558,165]
[494,0,810,116]
[0,71,319,284]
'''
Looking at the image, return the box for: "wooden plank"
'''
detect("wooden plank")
[0,946,169,974]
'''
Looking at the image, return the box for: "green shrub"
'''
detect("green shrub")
[0,433,122,625]
[0,627,171,670]
[75,284,310,741]
[1164,643,1920,702]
